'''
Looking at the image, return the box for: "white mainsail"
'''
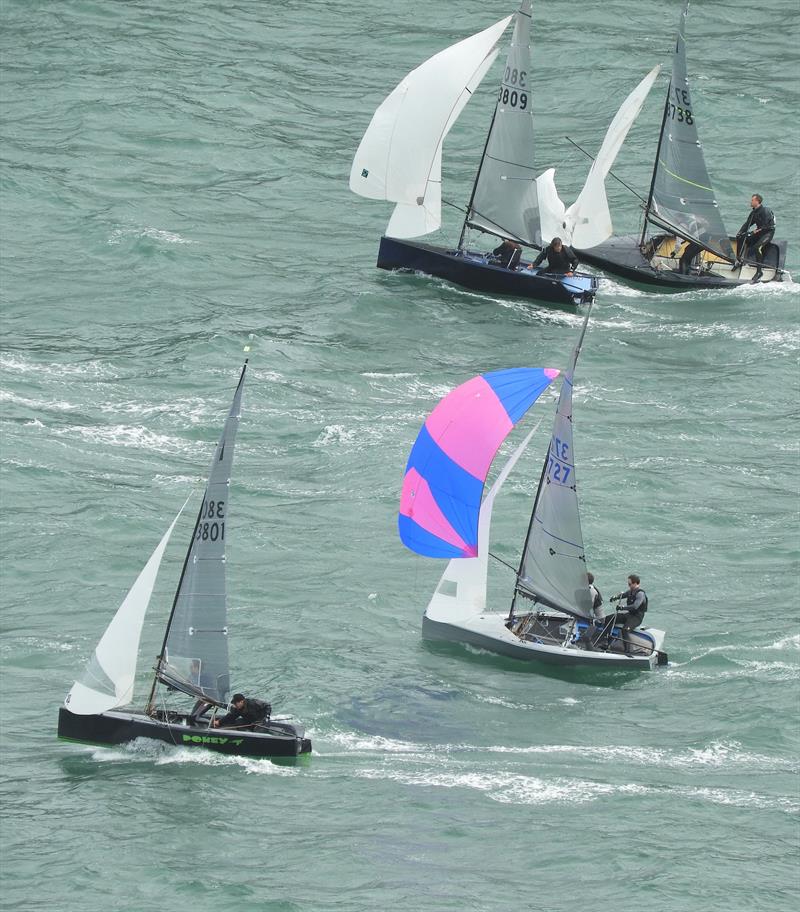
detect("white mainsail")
[467,0,540,246]
[516,313,593,619]
[65,501,188,715]
[426,425,538,625]
[349,16,511,238]
[537,66,661,248]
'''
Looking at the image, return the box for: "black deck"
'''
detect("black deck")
[57,706,312,759]
[377,236,598,307]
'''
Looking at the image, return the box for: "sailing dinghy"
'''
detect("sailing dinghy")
[400,312,667,670]
[350,1,600,308]
[573,1,788,289]
[58,362,312,760]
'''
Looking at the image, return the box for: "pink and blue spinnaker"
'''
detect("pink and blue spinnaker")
[399,367,559,558]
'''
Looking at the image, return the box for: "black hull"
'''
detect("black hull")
[377,236,598,307]
[58,706,311,759]
[577,234,788,291]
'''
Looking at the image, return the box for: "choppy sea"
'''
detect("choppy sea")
[1,1,798,910]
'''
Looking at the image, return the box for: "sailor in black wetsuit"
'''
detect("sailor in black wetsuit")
[491,239,522,270]
[531,237,578,274]
[609,574,648,655]
[212,693,271,729]
[736,193,775,282]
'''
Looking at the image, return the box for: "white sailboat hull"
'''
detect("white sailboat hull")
[423,609,667,670]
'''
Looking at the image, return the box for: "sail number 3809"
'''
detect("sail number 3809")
[499,67,528,110]
[196,498,225,542]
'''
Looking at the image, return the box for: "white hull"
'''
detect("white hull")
[422,609,667,670]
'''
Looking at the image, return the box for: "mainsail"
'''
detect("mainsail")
[349,16,511,239]
[516,311,593,619]
[65,501,188,715]
[645,1,733,259]
[465,0,539,246]
[399,367,559,559]
[157,362,247,703]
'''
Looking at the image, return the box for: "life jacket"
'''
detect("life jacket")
[591,586,603,611]
[626,588,648,614]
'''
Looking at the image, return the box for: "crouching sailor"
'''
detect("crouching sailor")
[609,574,648,655]
[212,693,271,730]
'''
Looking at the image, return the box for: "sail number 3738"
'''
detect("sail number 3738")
[196,498,225,542]
[666,87,694,124]
[499,67,528,110]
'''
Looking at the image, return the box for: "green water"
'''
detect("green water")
[1,1,798,910]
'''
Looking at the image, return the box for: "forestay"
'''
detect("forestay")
[65,502,188,715]
[349,16,511,238]
[159,363,247,703]
[648,1,733,259]
[516,314,593,619]
[467,0,539,246]
[399,367,558,559]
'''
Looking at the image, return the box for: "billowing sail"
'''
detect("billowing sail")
[159,363,247,703]
[65,502,188,715]
[425,424,538,623]
[349,16,511,238]
[537,66,661,248]
[648,2,733,258]
[516,315,593,619]
[467,1,539,246]
[399,367,558,559]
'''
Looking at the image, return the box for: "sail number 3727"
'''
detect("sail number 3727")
[548,438,572,485]
[499,67,528,110]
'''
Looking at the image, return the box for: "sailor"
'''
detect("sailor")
[530,237,578,275]
[609,574,648,655]
[587,572,604,619]
[212,693,271,729]
[491,239,522,270]
[736,193,775,282]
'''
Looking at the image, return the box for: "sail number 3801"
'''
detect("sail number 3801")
[499,67,528,110]
[196,498,225,542]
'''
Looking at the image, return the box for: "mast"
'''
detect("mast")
[458,106,499,251]
[639,81,671,249]
[145,360,248,714]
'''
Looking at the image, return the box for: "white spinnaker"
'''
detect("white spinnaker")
[350,16,511,235]
[426,425,538,623]
[537,66,661,248]
[384,48,499,239]
[65,500,189,715]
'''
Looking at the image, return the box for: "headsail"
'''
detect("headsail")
[466,0,540,247]
[399,367,558,559]
[537,66,661,248]
[156,363,248,704]
[65,500,188,715]
[349,16,511,239]
[645,1,733,259]
[425,424,538,623]
[516,311,593,619]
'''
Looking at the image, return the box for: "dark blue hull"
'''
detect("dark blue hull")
[377,236,598,307]
[576,233,788,291]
